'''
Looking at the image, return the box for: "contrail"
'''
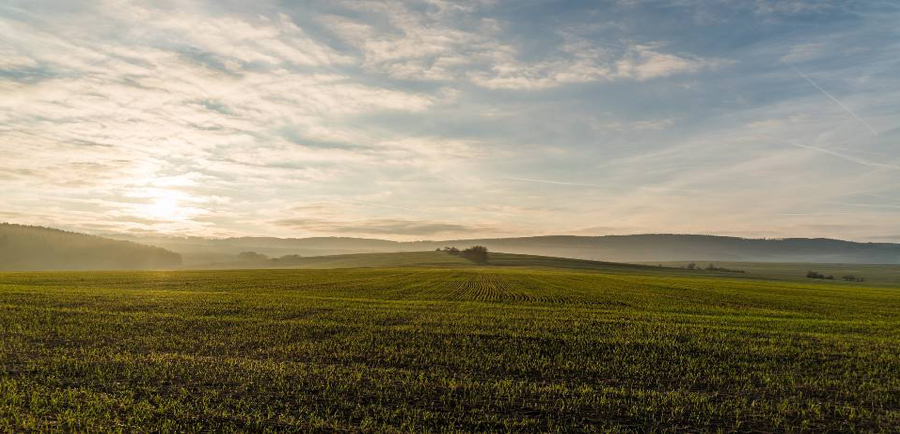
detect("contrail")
[792,66,878,136]
[789,141,900,170]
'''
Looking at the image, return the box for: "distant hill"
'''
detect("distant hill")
[117,233,900,264]
[0,223,182,271]
[108,235,403,265]
[412,235,900,264]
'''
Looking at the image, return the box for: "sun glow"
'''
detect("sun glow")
[136,186,201,223]
[147,195,182,221]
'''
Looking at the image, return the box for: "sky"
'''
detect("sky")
[1,0,899,242]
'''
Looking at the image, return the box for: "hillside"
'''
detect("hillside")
[120,233,900,264]
[109,235,404,265]
[206,251,473,269]
[0,223,182,271]
[204,251,682,273]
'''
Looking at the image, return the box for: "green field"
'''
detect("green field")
[1,254,899,432]
[649,261,900,287]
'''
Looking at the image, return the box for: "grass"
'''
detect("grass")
[1,256,899,432]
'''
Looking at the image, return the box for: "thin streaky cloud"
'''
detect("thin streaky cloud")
[502,177,610,189]
[825,202,900,210]
[778,213,858,216]
[790,142,900,170]
[343,200,432,215]
[791,66,879,136]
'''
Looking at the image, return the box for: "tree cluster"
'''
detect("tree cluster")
[439,246,489,264]
[841,275,865,282]
[237,251,269,262]
[806,271,834,280]
[683,263,744,273]
[704,263,745,273]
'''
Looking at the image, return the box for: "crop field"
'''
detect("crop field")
[651,261,900,287]
[1,262,899,432]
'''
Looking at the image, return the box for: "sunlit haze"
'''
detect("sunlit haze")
[2,1,898,241]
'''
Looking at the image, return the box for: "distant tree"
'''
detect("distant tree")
[460,246,489,265]
[237,251,268,261]
[807,271,835,280]
[704,263,745,273]
[685,262,697,270]
[841,275,866,282]
[444,247,460,255]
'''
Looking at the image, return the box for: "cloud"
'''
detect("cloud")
[501,177,610,189]
[322,3,726,90]
[466,39,728,90]
[275,217,491,236]
[781,43,829,63]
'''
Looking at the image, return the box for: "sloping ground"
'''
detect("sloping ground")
[0,267,898,432]
[218,251,900,287]
[272,251,476,269]
[208,250,699,275]
[487,252,675,273]
[0,223,182,271]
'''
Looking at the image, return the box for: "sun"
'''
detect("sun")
[146,192,184,221]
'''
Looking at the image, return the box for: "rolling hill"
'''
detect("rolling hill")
[203,250,675,273]
[0,223,182,271]
[198,250,900,285]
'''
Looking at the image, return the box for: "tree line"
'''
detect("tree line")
[807,271,865,282]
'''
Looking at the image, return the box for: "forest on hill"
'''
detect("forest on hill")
[0,223,182,271]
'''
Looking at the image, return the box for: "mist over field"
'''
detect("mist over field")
[5,222,900,271]
[113,232,900,265]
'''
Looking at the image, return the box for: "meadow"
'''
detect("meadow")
[1,253,899,432]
